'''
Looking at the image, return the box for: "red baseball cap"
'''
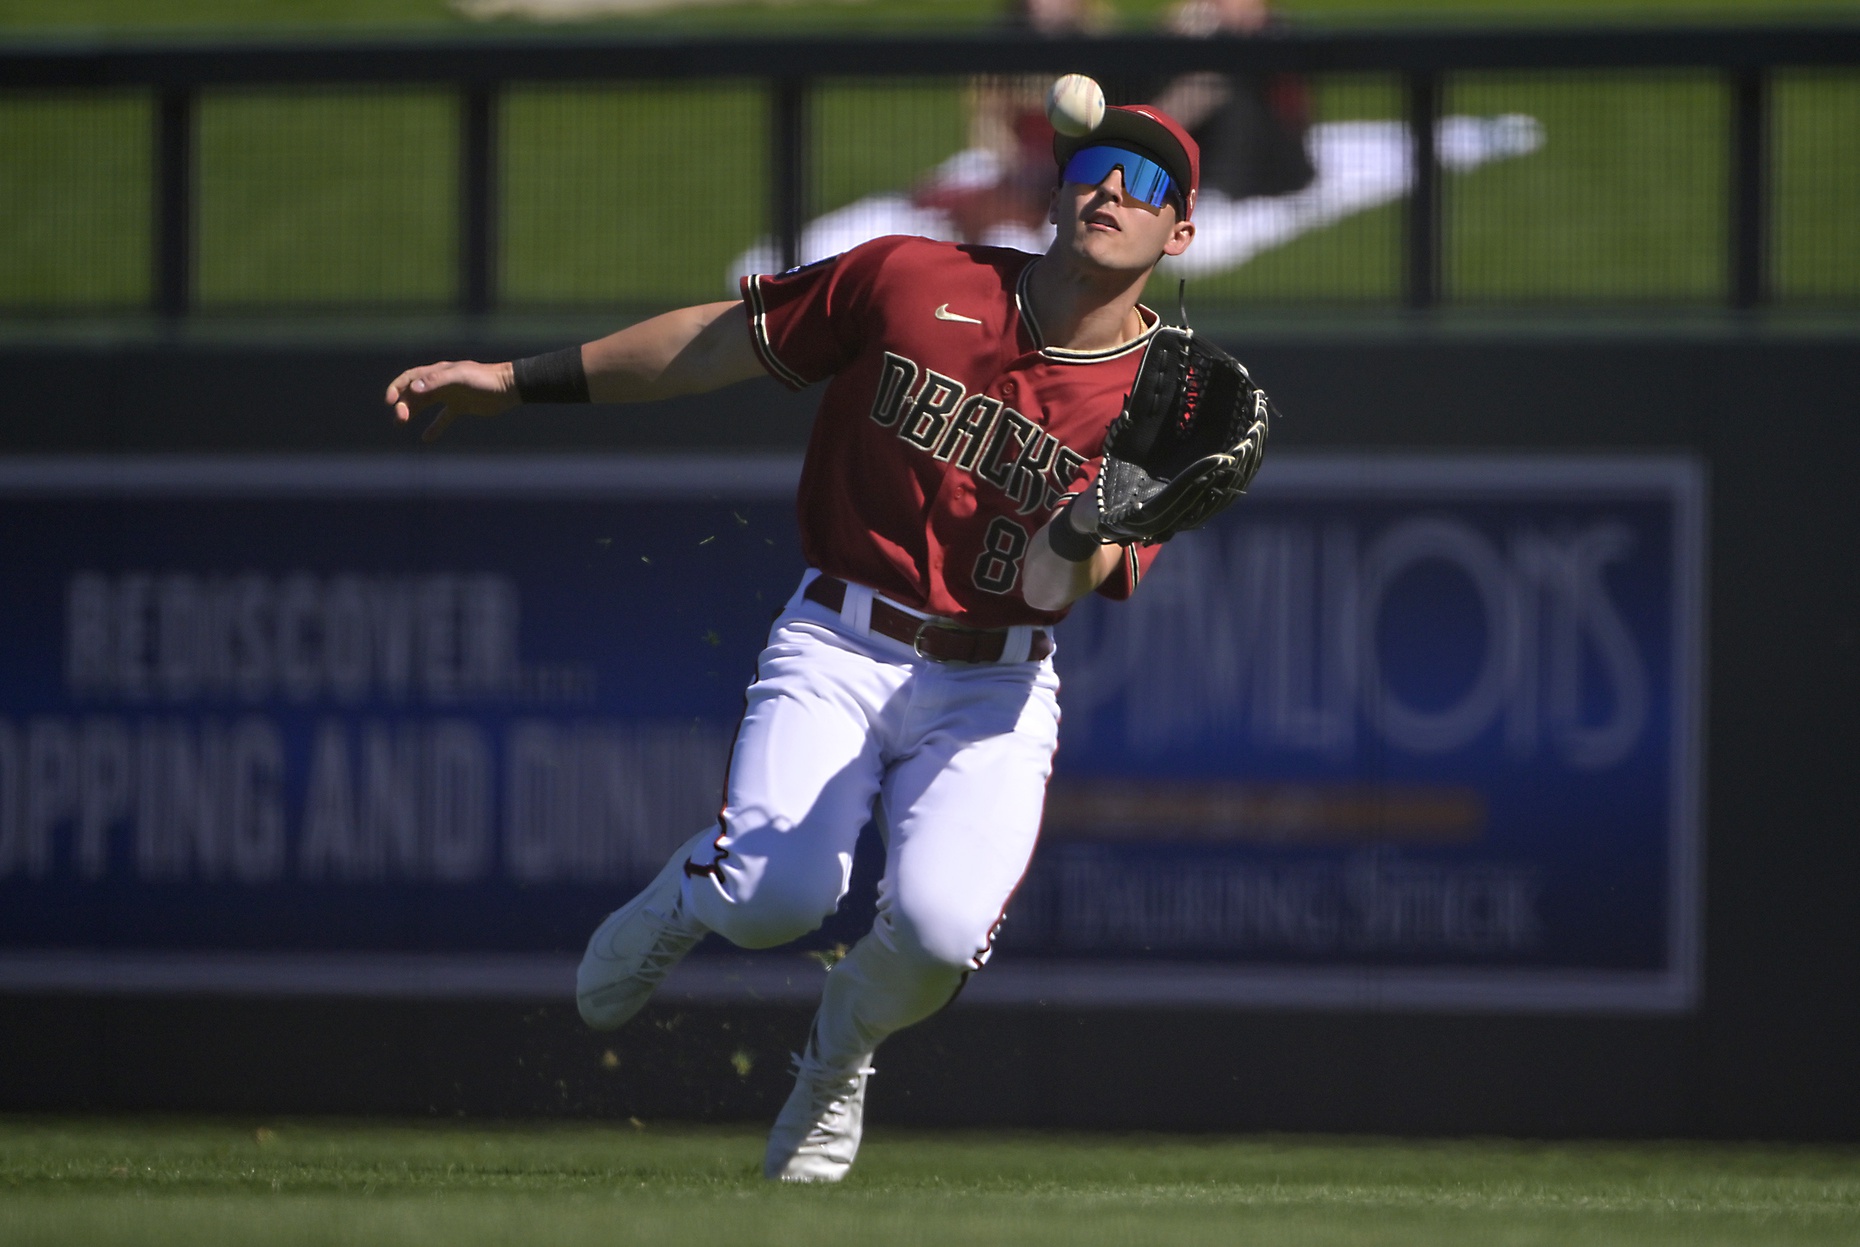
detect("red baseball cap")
[1052,104,1201,218]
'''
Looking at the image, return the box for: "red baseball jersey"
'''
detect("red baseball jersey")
[742,235,1163,630]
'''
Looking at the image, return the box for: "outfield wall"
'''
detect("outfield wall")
[0,327,1854,1140]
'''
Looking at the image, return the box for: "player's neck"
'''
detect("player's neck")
[1024,257,1152,352]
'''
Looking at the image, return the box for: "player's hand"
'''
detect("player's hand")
[385,360,520,443]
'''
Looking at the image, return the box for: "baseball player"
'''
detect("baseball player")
[388,105,1203,1182]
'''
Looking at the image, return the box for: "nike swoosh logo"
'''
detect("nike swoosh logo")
[934,304,984,325]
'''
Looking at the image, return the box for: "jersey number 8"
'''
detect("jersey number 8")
[972,516,1030,596]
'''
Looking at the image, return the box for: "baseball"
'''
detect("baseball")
[1046,74,1105,139]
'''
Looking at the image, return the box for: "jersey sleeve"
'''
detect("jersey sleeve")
[739,237,903,391]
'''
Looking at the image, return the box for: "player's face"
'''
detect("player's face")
[1049,162,1195,275]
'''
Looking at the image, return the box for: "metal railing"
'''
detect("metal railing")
[4,25,1859,317]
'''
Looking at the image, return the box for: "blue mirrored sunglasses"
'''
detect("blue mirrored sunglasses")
[1060,144,1177,209]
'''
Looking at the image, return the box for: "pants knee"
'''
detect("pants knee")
[698,853,846,950]
[882,905,991,974]
[710,904,825,951]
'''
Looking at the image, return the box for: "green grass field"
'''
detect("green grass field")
[5,1117,1860,1247]
[1,0,1857,315]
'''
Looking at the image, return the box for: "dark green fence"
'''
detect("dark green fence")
[2,28,1857,316]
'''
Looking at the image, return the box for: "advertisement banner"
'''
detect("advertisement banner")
[996,454,1704,1012]
[0,453,1702,1012]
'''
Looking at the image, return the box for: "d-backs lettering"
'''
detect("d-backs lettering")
[868,353,1089,518]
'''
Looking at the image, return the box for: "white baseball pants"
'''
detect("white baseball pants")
[680,571,1061,1072]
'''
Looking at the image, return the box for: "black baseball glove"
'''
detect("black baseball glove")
[1094,325,1270,543]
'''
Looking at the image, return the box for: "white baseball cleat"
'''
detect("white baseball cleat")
[575,830,712,1030]
[762,1049,877,1183]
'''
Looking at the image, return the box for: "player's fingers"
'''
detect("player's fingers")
[386,362,461,420]
[420,406,461,444]
[386,365,424,398]
[387,363,442,402]
[390,388,420,424]
[404,381,464,426]
[392,385,444,426]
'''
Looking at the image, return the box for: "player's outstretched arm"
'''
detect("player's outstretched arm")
[386,300,762,442]
[1023,491,1124,612]
[583,300,763,403]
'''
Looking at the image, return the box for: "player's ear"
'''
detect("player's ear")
[1163,218,1195,257]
